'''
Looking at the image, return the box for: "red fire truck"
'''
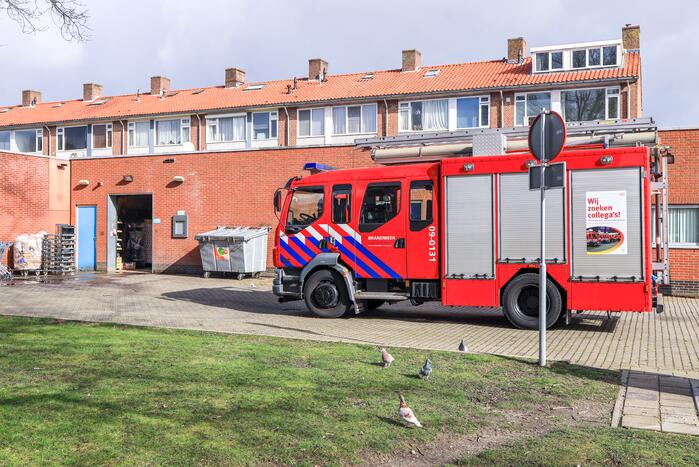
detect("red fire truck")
[272,124,668,329]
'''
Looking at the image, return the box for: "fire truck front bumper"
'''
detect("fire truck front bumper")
[273,268,302,301]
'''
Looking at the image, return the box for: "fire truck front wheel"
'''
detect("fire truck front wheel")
[303,269,351,318]
[502,273,562,330]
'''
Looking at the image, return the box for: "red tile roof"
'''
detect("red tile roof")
[0,54,640,128]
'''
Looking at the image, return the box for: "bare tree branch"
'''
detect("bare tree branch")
[1,0,90,42]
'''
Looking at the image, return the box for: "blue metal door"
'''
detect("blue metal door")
[77,205,97,270]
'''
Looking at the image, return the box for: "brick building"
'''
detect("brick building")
[0,24,697,293]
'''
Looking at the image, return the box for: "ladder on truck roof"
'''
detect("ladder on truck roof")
[356,117,671,286]
[356,118,659,164]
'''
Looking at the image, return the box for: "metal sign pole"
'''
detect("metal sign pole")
[539,112,547,367]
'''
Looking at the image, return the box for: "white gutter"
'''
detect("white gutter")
[282,107,290,146]
[626,80,631,119]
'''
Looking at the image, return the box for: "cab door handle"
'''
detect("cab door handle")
[394,238,405,248]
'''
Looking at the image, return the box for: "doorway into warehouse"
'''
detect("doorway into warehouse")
[107,194,153,272]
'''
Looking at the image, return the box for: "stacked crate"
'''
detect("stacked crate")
[42,226,76,275]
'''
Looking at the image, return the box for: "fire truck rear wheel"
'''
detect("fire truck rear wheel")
[502,273,562,330]
[303,269,351,318]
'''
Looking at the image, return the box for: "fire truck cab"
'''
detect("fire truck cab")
[273,142,665,329]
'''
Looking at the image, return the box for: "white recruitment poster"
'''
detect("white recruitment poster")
[585,191,627,255]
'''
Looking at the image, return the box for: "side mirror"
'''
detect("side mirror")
[273,189,282,213]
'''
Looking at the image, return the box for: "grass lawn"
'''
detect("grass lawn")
[0,315,697,465]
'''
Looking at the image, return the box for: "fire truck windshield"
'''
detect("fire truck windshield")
[285,186,324,232]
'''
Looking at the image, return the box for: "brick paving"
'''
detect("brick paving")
[1,272,699,377]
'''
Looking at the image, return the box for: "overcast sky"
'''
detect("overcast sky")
[1,0,697,127]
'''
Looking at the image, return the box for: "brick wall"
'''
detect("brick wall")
[70,146,374,273]
[0,152,52,266]
[658,128,699,296]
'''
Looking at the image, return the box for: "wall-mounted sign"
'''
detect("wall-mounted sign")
[585,191,627,255]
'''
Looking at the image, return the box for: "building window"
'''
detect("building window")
[155,119,181,145]
[14,129,43,153]
[399,99,448,132]
[92,124,113,149]
[0,131,9,151]
[572,46,619,69]
[515,92,551,126]
[669,207,699,246]
[535,51,563,72]
[561,87,620,122]
[57,126,88,151]
[128,121,149,147]
[298,108,325,137]
[252,111,277,140]
[331,104,377,135]
[181,118,191,143]
[456,96,489,129]
[207,115,245,142]
[654,206,699,246]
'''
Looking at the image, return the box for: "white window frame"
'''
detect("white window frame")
[92,123,113,149]
[297,107,325,137]
[0,130,10,151]
[653,205,699,248]
[514,92,552,126]
[398,98,449,132]
[127,120,150,148]
[57,125,88,151]
[455,95,490,129]
[571,46,619,70]
[534,51,563,72]
[560,86,621,122]
[154,118,184,146]
[330,103,378,135]
[12,128,43,153]
[252,111,278,140]
[206,113,246,143]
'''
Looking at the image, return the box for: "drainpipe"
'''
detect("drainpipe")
[43,125,51,156]
[282,107,290,147]
[383,99,389,136]
[499,90,505,128]
[194,114,202,150]
[120,120,127,155]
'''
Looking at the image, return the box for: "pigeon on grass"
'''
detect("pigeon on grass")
[381,348,395,368]
[418,359,432,379]
[397,392,422,428]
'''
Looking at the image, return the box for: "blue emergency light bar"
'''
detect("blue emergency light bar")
[303,162,337,172]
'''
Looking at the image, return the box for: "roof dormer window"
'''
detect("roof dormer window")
[532,41,621,73]
[535,51,562,72]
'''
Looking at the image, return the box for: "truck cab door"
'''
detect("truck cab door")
[352,180,406,280]
[405,176,439,279]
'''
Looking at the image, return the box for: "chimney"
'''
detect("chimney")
[22,90,41,107]
[622,24,640,51]
[225,68,246,88]
[308,58,328,80]
[402,49,422,72]
[150,76,171,95]
[507,37,527,63]
[83,83,103,101]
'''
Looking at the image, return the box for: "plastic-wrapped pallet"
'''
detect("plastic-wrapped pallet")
[14,231,46,270]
